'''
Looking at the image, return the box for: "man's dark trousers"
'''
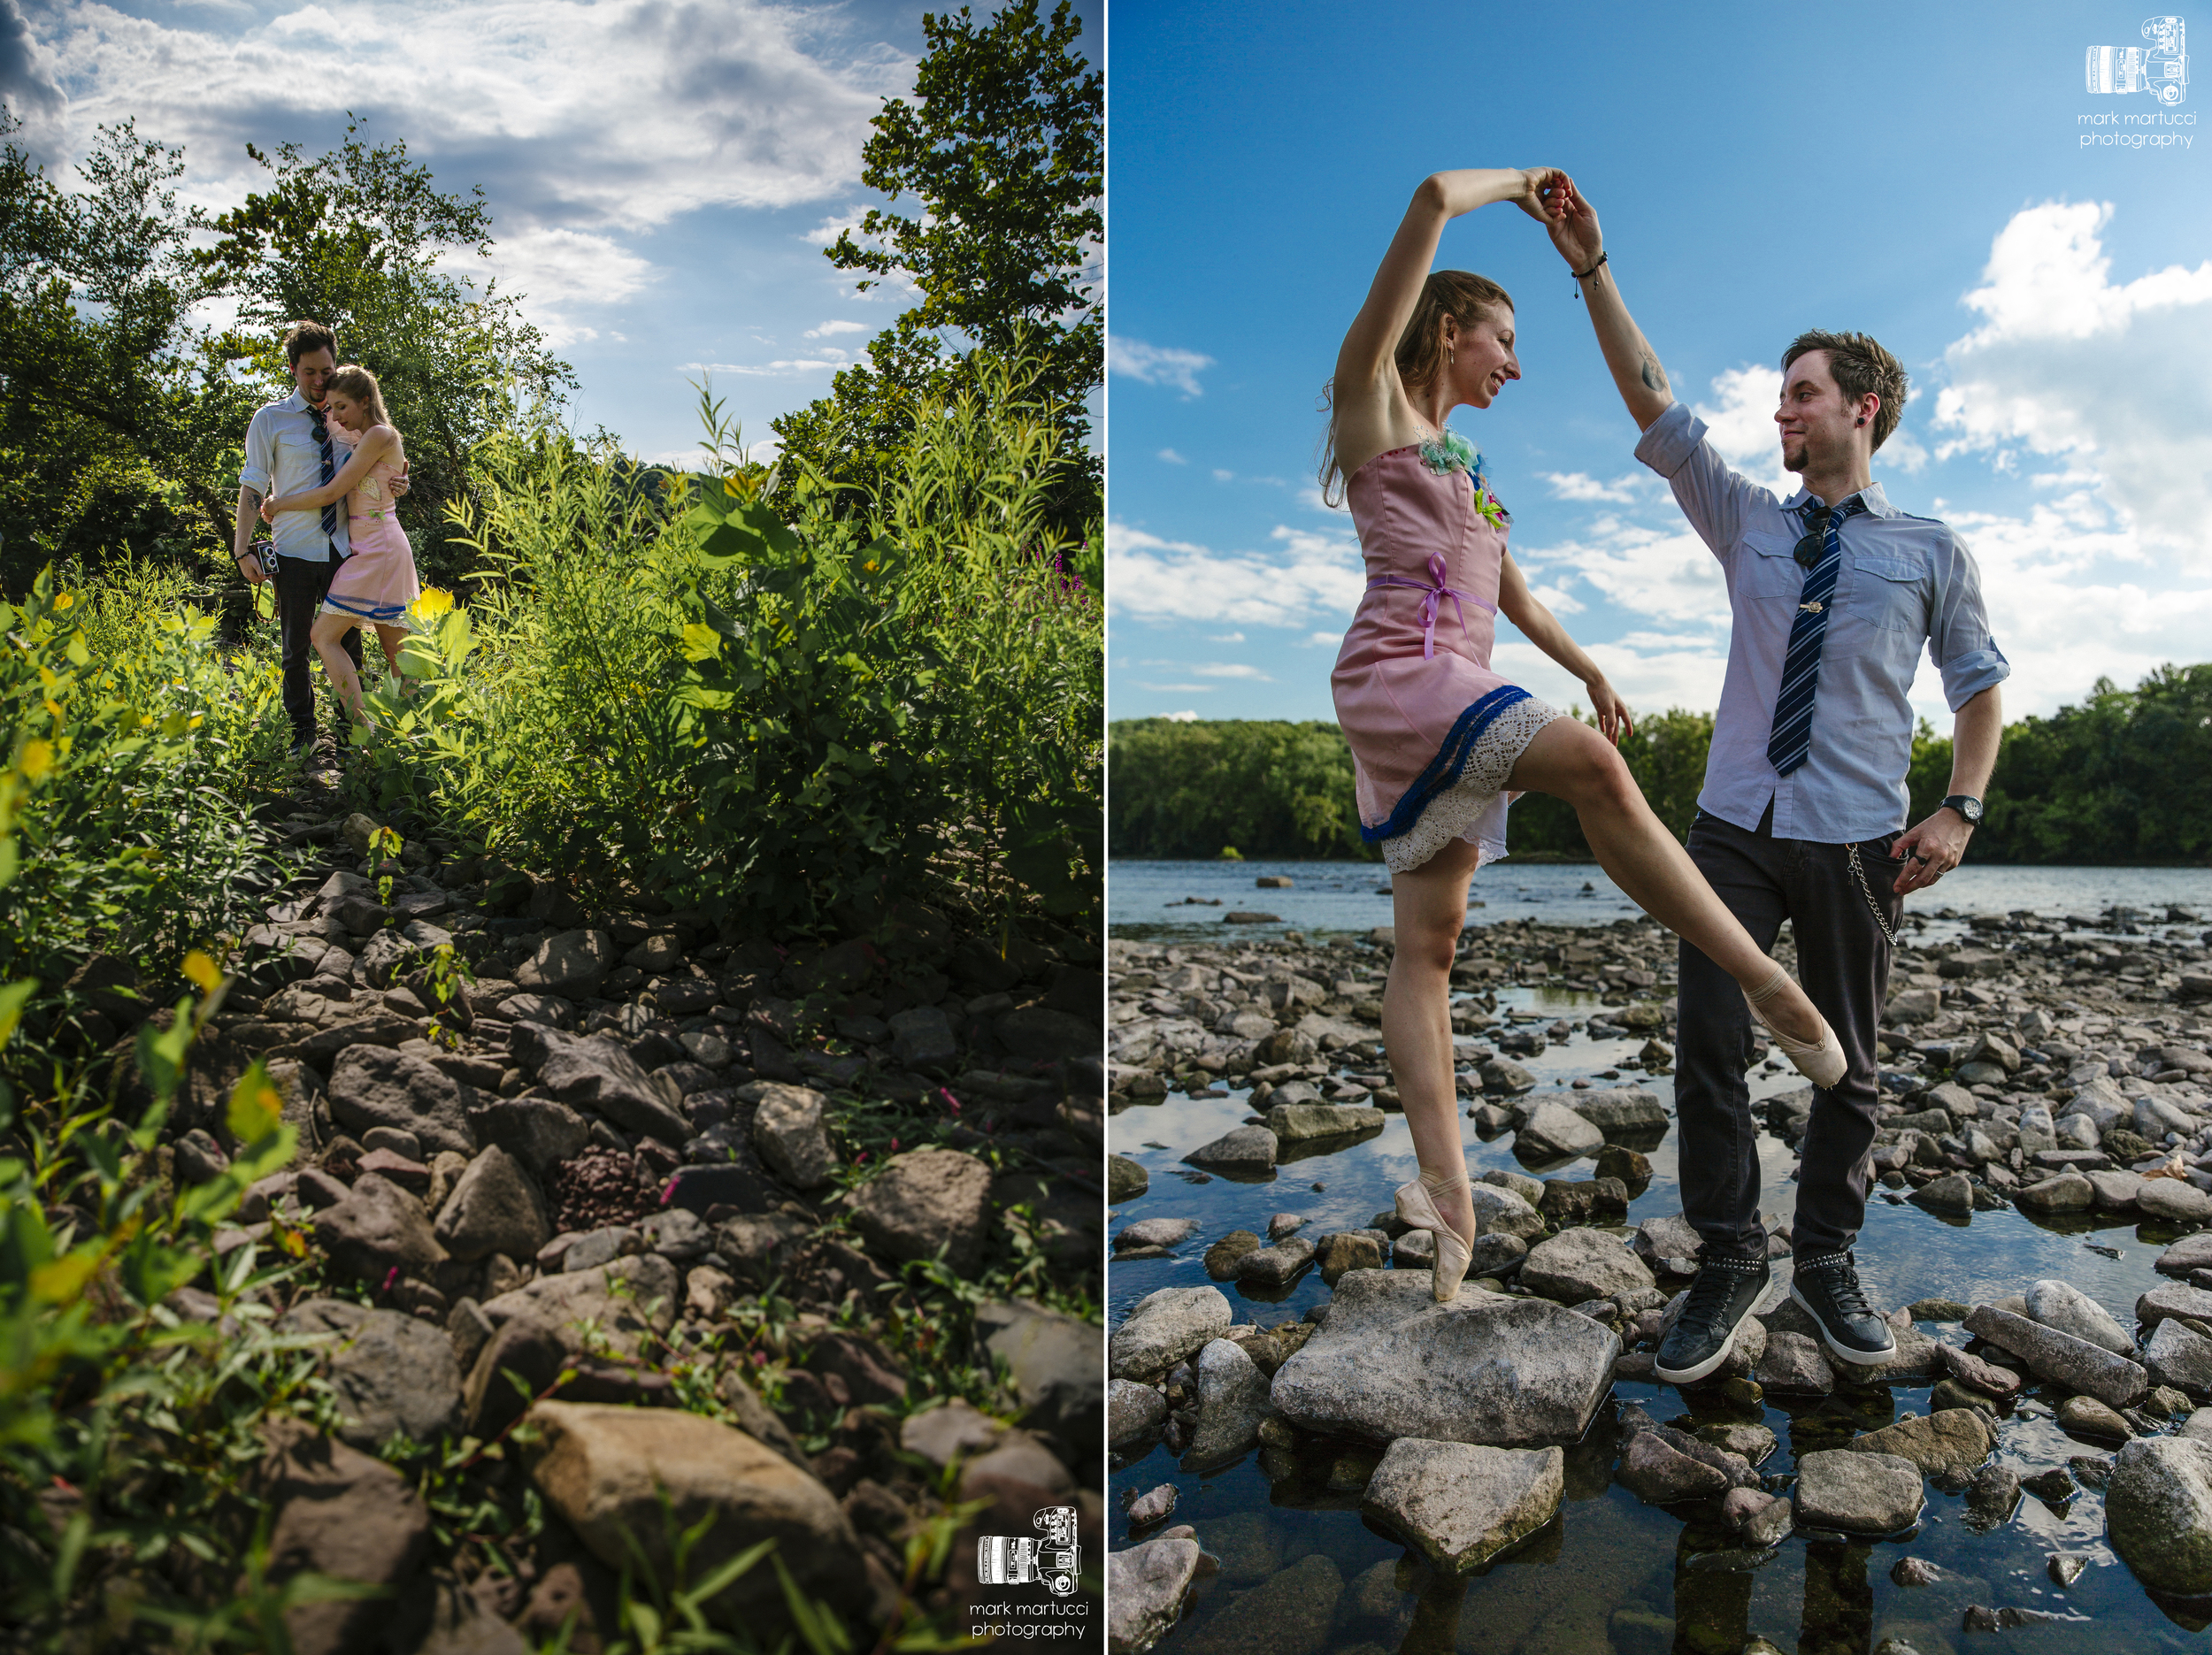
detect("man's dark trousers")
[1675,805,1908,1260]
[273,554,362,748]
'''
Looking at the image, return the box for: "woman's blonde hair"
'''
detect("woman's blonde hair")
[324,364,391,431]
[1318,269,1515,506]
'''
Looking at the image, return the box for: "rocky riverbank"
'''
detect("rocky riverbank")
[42,774,1107,1653]
[1105,900,2212,1652]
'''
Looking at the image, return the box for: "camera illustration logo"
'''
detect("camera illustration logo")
[2085,15,2189,103]
[974,1505,1081,1596]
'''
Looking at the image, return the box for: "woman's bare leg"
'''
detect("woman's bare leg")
[1507,716,1826,1043]
[311,613,369,723]
[1385,838,1484,1248]
[373,624,411,695]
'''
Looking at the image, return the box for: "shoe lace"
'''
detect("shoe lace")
[1676,1262,1752,1339]
[1804,1253,1875,1321]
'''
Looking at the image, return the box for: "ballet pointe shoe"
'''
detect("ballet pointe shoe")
[1395,1168,1475,1303]
[1745,964,1847,1089]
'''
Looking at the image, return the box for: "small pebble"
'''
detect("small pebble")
[1125,1483,1177,1527]
[2047,1553,2085,1588]
[1891,1556,1941,1587]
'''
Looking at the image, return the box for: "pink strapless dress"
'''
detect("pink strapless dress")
[321,448,419,625]
[1330,444,1561,873]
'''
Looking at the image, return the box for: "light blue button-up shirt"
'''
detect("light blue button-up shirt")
[239,392,352,564]
[1634,401,2009,843]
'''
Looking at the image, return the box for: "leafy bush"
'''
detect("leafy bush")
[349,350,1102,932]
[0,566,290,1042]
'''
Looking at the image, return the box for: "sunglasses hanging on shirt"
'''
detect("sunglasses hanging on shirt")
[1792,503,1832,570]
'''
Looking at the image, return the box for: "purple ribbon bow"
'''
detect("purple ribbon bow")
[1366,553,1497,659]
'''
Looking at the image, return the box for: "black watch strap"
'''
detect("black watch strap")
[1940,793,1983,824]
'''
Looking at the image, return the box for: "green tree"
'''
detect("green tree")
[192,116,573,585]
[1109,720,1371,860]
[0,115,252,592]
[772,0,1102,532]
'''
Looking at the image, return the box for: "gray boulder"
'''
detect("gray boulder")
[1185,1126,1278,1173]
[1271,1271,1617,1447]
[434,1145,550,1263]
[2025,1278,2136,1357]
[2138,1283,2212,1331]
[2138,1177,2212,1226]
[515,929,616,997]
[508,1023,689,1145]
[1266,1102,1385,1140]
[974,1299,1104,1476]
[2147,1319,2212,1397]
[278,1299,464,1451]
[329,1046,477,1158]
[1110,1286,1233,1381]
[478,1254,679,1359]
[1793,1449,1924,1534]
[849,1147,994,1274]
[1848,1409,1993,1480]
[887,1006,958,1070]
[466,1097,589,1179]
[1469,1183,1546,1241]
[1361,1439,1563,1571]
[1181,1338,1274,1470]
[746,1084,835,1191]
[1110,1378,1168,1456]
[1964,1304,2148,1411]
[1107,1536,1204,1655]
[1116,1217,1199,1252]
[1617,1430,1732,1504]
[1569,1087,1667,1137]
[1515,1100,1603,1161]
[1518,1229,1655,1304]
[313,1172,447,1284]
[1755,1331,1836,1396]
[2108,1437,2212,1595]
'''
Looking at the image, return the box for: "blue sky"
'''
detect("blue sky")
[1107,0,2212,728]
[3,0,1095,467]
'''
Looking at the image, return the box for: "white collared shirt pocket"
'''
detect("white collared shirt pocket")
[1734,531,1802,600]
[1848,550,1930,635]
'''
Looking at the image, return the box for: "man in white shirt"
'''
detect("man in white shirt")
[234,320,382,755]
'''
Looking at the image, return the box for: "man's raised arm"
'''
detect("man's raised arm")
[1541,177,1674,431]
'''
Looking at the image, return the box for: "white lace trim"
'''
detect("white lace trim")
[1379,695,1563,872]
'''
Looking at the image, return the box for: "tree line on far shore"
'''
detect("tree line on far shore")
[1108,660,2212,866]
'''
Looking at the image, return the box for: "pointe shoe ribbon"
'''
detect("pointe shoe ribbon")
[1395,1172,1474,1302]
[1744,964,1847,1089]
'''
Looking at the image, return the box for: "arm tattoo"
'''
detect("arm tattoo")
[1639,354,1669,395]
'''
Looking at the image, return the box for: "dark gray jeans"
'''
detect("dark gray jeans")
[273,551,362,748]
[1675,804,1908,1260]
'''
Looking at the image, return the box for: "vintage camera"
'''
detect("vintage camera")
[2085,16,2189,104]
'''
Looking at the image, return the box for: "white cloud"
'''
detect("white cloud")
[803,319,868,338]
[1140,682,1217,693]
[1108,335,1213,396]
[0,0,67,160]
[1934,200,2212,555]
[1158,448,1187,464]
[1207,631,1245,643]
[682,352,851,378]
[1191,663,1271,680]
[1540,471,1643,503]
[1160,709,1200,722]
[1875,426,1929,475]
[1106,519,1366,628]
[1211,469,1233,482]
[1693,364,1794,500]
[39,1,908,235]
[469,225,657,348]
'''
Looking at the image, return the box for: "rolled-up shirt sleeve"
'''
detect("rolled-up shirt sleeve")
[239,406,275,497]
[1929,527,2010,710]
[1632,400,1764,563]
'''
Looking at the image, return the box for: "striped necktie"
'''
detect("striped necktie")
[1766,495,1866,777]
[308,402,345,561]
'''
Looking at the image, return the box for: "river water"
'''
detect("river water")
[1107,865,2212,1654]
[1110,857,2212,941]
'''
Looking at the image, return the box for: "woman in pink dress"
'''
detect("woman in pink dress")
[262,364,419,728]
[1325,167,1844,1301]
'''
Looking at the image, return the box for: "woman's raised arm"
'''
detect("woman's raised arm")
[1335,167,1561,396]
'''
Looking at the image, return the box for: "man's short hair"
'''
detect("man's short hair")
[1781,330,1909,451]
[283,320,337,365]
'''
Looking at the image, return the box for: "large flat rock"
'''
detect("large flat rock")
[2109,1436,2212,1596]
[1360,1439,1563,1571]
[1270,1271,1618,1447]
[1794,1449,1923,1535]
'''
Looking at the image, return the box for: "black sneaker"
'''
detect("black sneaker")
[1655,1254,1772,1384]
[1790,1250,1897,1367]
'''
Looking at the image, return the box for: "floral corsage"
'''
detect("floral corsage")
[1417,426,1509,526]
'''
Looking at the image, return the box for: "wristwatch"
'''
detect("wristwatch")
[1939,794,1984,826]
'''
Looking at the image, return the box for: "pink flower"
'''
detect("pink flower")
[661,1176,680,1207]
[939,1088,962,1117]
[380,1267,400,1296]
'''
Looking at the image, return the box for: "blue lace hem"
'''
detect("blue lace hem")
[1359,685,1533,845]
[320,594,411,624]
